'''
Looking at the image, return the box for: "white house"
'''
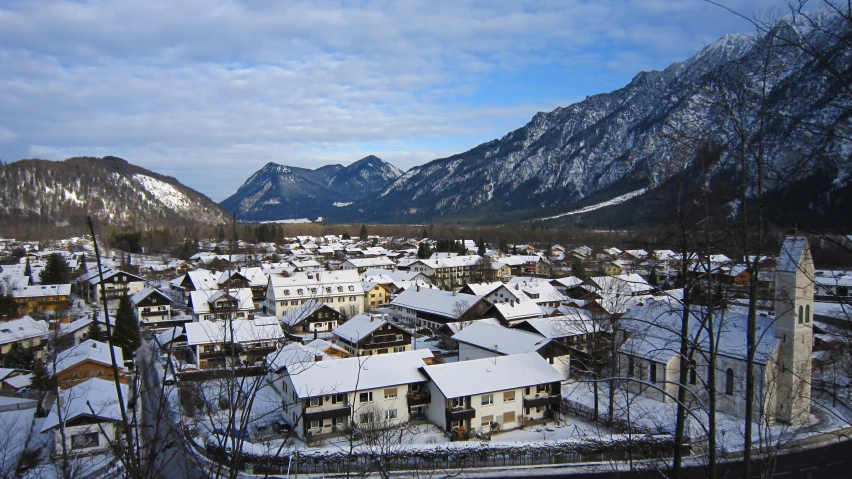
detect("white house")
[189,288,255,321]
[130,288,176,328]
[419,352,564,436]
[278,349,435,440]
[184,317,283,369]
[265,270,365,318]
[452,322,571,375]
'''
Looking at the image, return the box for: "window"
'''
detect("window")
[481,415,493,427]
[450,397,464,409]
[349,286,355,291]
[337,286,343,292]
[359,392,373,403]
[310,420,322,429]
[805,304,810,323]
[309,397,321,407]
[385,408,398,420]
[350,296,357,302]
[291,300,299,306]
[628,356,635,377]
[649,362,657,383]
[360,412,375,424]
[384,388,398,399]
[503,411,516,423]
[503,391,515,402]
[798,305,804,324]
[338,297,344,302]
[689,363,697,386]
[71,432,99,449]
[393,346,406,353]
[331,394,345,404]
[481,395,494,406]
[725,368,734,395]
[297,289,303,295]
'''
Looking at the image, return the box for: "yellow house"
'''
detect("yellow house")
[11,284,72,319]
[535,258,552,277]
[603,262,624,276]
[363,282,392,311]
[0,316,49,361]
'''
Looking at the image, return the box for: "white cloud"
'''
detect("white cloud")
[0,0,787,200]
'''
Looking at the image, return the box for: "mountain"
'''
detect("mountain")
[0,156,230,228]
[319,15,850,228]
[220,155,402,221]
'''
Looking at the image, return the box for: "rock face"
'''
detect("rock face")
[320,15,848,227]
[0,156,230,228]
[220,155,402,221]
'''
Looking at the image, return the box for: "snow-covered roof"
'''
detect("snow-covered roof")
[10,284,71,298]
[54,340,125,374]
[777,235,810,274]
[412,255,482,269]
[286,349,434,397]
[269,270,363,300]
[217,267,268,287]
[453,322,550,355]
[462,282,513,297]
[41,378,129,432]
[491,300,544,321]
[515,312,600,338]
[184,318,283,346]
[343,257,396,268]
[190,288,254,314]
[279,300,328,327]
[506,277,565,302]
[130,287,173,305]
[551,276,584,289]
[331,314,388,343]
[421,352,563,399]
[265,339,347,372]
[3,373,32,390]
[0,316,48,345]
[390,288,484,320]
[361,269,424,283]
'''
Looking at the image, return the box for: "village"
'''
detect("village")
[0,232,850,477]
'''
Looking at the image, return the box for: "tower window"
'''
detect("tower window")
[725,368,734,395]
[798,306,803,324]
[649,362,657,383]
[805,304,810,323]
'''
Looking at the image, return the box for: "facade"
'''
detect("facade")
[340,257,396,274]
[332,314,412,356]
[189,288,255,321]
[184,317,283,369]
[10,284,72,317]
[77,269,145,308]
[389,287,491,330]
[265,270,365,318]
[0,316,48,362]
[130,288,177,328]
[169,269,218,305]
[452,322,571,376]
[217,268,268,303]
[53,339,126,389]
[280,300,345,336]
[408,255,483,289]
[420,353,564,435]
[362,282,391,310]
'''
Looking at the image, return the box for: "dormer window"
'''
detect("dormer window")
[348,286,354,291]
[337,286,343,292]
[326,287,331,293]
[297,289,304,295]
[283,289,290,295]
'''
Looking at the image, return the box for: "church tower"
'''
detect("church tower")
[773,235,814,424]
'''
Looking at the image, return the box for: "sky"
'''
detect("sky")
[0,0,788,202]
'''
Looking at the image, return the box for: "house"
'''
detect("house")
[361,282,392,310]
[389,287,491,330]
[616,235,814,424]
[487,300,544,324]
[452,322,570,375]
[505,277,566,308]
[458,282,520,305]
[277,349,435,440]
[513,311,607,357]
[332,314,412,356]
[340,257,396,274]
[550,276,584,297]
[603,261,625,276]
[0,316,48,363]
[52,340,126,389]
[189,288,255,321]
[407,255,483,289]
[280,300,345,338]
[130,288,178,328]
[9,284,72,318]
[168,269,219,305]
[58,314,116,347]
[216,268,269,303]
[185,317,284,369]
[419,352,563,436]
[41,378,129,455]
[77,269,145,308]
[265,270,365,318]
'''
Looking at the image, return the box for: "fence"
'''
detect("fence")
[206,435,675,476]
[0,398,37,413]
[561,398,652,435]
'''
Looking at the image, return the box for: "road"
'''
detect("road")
[137,337,210,479]
[493,439,850,478]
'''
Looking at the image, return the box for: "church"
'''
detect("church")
[616,235,813,425]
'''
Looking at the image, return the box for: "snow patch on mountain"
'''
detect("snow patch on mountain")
[133,174,194,214]
[536,188,648,221]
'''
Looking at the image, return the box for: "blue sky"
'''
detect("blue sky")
[0,0,788,201]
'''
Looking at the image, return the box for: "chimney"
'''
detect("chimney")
[417,285,420,292]
[515,284,519,290]
[511,300,515,307]
[452,290,457,296]
[370,315,374,322]
[315,355,323,362]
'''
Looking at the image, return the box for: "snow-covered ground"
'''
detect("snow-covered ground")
[0,398,36,477]
[133,174,195,214]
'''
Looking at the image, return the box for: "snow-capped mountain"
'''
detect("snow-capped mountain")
[0,156,230,228]
[220,155,402,221]
[315,14,849,227]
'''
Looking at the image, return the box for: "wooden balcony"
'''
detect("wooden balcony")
[523,394,562,409]
[304,406,352,423]
[407,391,431,406]
[445,407,476,422]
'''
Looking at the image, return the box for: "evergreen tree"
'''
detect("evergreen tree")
[39,253,71,285]
[87,319,104,342]
[476,237,486,256]
[23,258,32,279]
[359,224,368,241]
[421,228,428,239]
[648,267,659,287]
[4,342,35,369]
[30,358,48,390]
[112,296,140,356]
[78,253,88,274]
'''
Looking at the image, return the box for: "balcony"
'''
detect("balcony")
[523,394,562,409]
[445,407,476,422]
[141,310,170,317]
[304,406,352,423]
[407,391,431,406]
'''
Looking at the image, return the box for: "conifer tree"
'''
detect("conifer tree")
[4,342,35,369]
[359,224,368,241]
[23,258,32,279]
[112,296,140,356]
[87,319,104,342]
[39,253,71,285]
